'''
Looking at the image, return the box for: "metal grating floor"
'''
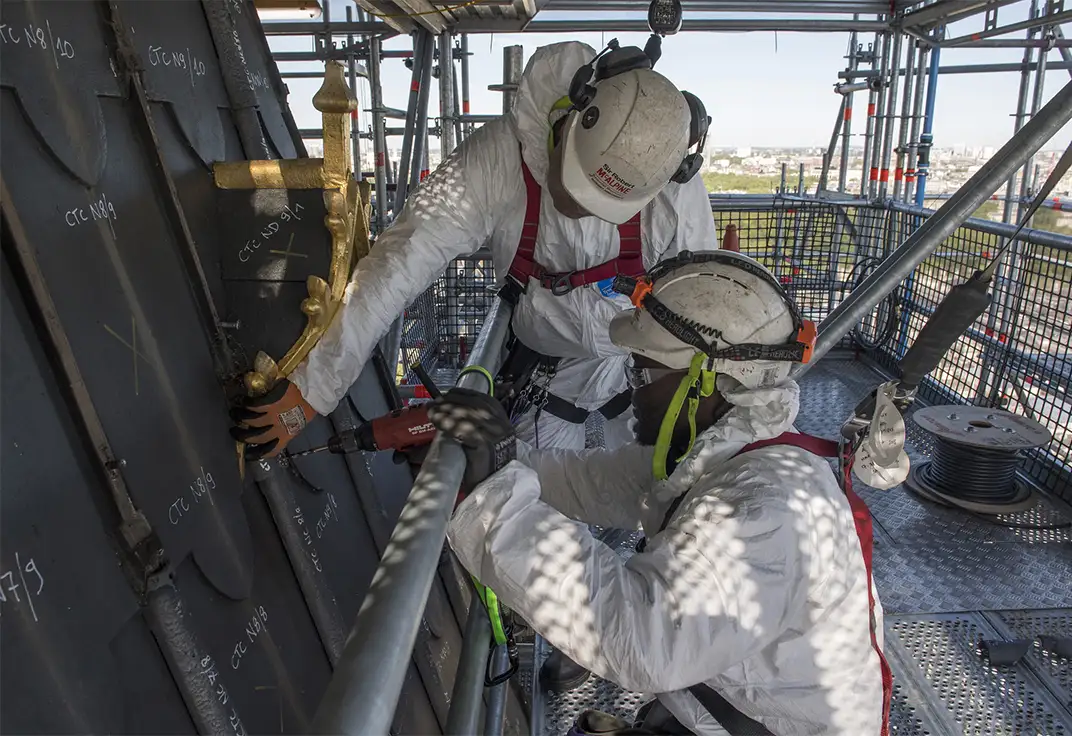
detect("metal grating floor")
[518,355,1072,735]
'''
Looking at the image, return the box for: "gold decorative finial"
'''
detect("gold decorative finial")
[313,61,358,115]
[212,62,368,398]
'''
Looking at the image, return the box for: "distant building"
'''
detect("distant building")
[735,146,752,158]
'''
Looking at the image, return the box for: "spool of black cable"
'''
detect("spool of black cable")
[905,406,1053,515]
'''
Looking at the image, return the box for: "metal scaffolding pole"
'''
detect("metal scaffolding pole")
[407,36,435,195]
[860,32,883,197]
[975,14,1037,403]
[523,18,888,33]
[438,32,456,156]
[878,28,904,199]
[368,36,388,234]
[819,97,848,193]
[904,41,928,203]
[793,78,1072,377]
[461,34,472,138]
[915,28,942,207]
[452,46,464,144]
[394,30,433,214]
[346,7,362,175]
[869,27,893,199]
[942,8,1072,47]
[955,37,1072,47]
[444,593,492,736]
[497,45,524,114]
[891,36,916,201]
[382,31,433,382]
[838,28,860,192]
[310,299,513,736]
[1003,3,1040,227]
[841,60,1072,77]
[1017,35,1051,221]
[980,15,1055,405]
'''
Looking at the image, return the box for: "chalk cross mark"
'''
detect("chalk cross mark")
[269,233,306,261]
[104,316,152,396]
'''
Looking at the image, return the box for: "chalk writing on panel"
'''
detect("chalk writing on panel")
[237,202,304,263]
[231,605,268,670]
[0,20,76,67]
[200,654,247,736]
[315,492,339,540]
[292,505,323,573]
[169,466,217,525]
[65,192,118,228]
[147,45,208,86]
[0,553,45,623]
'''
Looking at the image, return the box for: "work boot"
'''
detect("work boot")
[539,649,590,692]
[566,710,631,736]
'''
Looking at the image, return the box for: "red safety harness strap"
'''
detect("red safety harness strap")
[508,161,644,295]
[736,432,894,736]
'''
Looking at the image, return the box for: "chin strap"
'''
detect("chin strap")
[653,353,717,481]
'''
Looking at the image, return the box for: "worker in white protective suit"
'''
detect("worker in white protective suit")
[230,39,717,459]
[427,250,893,735]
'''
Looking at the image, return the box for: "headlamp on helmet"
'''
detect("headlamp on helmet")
[611,250,817,366]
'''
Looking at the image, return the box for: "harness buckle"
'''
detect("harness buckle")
[542,272,577,296]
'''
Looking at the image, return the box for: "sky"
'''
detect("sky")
[268,1,1072,150]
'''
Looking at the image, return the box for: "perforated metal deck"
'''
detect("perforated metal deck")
[517,355,1072,735]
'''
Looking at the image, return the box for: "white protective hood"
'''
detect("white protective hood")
[448,378,887,735]
[509,41,598,188]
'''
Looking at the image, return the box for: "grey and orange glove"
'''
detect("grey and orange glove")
[230,380,317,459]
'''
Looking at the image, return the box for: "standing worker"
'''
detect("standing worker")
[429,250,892,735]
[231,39,716,457]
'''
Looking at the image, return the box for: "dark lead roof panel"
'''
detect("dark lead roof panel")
[0,0,492,732]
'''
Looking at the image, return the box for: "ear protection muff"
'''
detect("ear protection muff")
[568,40,653,111]
[671,91,711,184]
[561,42,712,186]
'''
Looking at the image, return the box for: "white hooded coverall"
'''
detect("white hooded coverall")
[290,42,718,450]
[447,377,888,735]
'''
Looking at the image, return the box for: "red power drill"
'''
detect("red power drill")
[289,404,437,457]
[290,363,442,458]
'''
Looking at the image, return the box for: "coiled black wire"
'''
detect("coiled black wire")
[914,435,1072,530]
[915,436,1020,505]
[847,257,900,351]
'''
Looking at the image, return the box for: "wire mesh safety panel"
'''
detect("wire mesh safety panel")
[398,253,497,384]
[863,207,1072,503]
[713,198,1072,503]
[712,201,892,330]
[396,198,1071,502]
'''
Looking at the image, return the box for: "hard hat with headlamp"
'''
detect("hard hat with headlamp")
[608,250,817,479]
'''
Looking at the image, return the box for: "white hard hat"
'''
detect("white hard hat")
[558,67,691,224]
[609,251,815,389]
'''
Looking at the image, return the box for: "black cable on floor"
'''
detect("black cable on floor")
[913,434,1072,531]
[916,437,1020,505]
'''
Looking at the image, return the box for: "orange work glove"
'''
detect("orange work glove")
[230,380,317,459]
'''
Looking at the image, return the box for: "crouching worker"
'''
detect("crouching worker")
[429,250,892,735]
